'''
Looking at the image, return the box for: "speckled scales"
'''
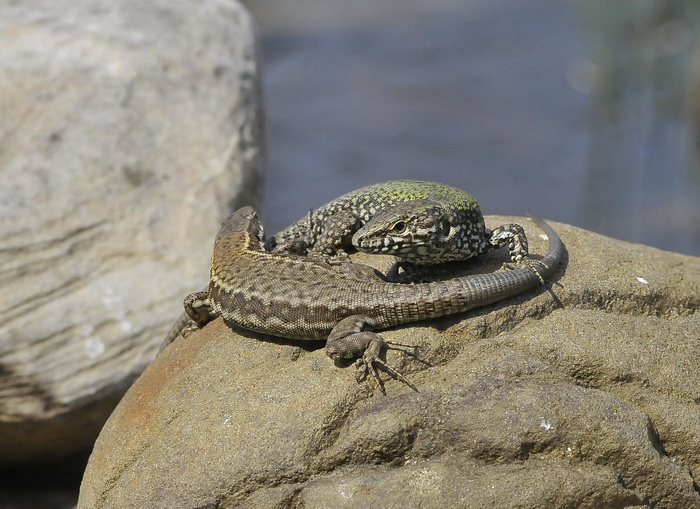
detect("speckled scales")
[267,179,487,260]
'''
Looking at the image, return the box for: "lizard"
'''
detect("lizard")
[161,180,533,350]
[265,179,531,274]
[171,205,564,393]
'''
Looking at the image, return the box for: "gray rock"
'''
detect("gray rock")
[78,218,700,508]
[0,0,264,465]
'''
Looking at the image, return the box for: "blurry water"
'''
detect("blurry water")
[247,0,700,256]
[579,1,700,256]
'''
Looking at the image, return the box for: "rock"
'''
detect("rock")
[78,218,700,508]
[0,0,264,465]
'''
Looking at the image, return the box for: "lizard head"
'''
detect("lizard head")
[216,206,266,248]
[352,199,453,260]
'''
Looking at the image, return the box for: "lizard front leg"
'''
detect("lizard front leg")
[159,290,214,353]
[488,223,529,262]
[307,208,364,259]
[326,316,418,394]
[490,218,551,283]
[184,290,214,328]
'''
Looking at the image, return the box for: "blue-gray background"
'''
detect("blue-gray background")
[247,0,700,256]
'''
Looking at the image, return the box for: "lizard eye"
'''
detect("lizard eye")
[391,221,407,234]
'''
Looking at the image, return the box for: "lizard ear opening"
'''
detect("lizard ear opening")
[440,217,451,234]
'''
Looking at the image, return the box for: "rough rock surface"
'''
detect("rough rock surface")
[78,217,700,508]
[0,0,264,465]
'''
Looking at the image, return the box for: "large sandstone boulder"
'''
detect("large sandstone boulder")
[78,217,700,508]
[0,0,264,465]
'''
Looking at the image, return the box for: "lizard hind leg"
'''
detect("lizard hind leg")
[326,316,418,394]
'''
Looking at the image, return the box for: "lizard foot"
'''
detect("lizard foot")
[271,238,310,255]
[180,320,201,337]
[327,316,419,394]
[355,339,419,394]
[157,318,201,354]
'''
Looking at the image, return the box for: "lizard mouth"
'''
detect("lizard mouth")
[356,236,428,255]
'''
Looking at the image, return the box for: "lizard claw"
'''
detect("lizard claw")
[355,354,419,395]
[357,340,420,394]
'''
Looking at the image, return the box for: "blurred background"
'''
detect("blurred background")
[247,0,700,256]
